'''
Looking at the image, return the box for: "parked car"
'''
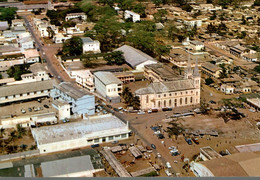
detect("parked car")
[157,134,165,139]
[192,137,199,144]
[91,144,99,148]
[113,108,119,112]
[37,99,41,103]
[209,100,216,104]
[28,107,32,112]
[44,104,49,108]
[151,144,156,149]
[153,130,161,135]
[168,146,176,150]
[137,111,145,115]
[147,109,152,113]
[170,149,179,156]
[166,162,172,168]
[107,105,113,109]
[156,152,161,158]
[152,109,158,113]
[151,126,160,131]
[33,107,38,111]
[118,107,123,110]
[112,140,119,144]
[185,137,192,145]
[165,169,172,177]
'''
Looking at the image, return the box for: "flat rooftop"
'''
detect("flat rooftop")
[31,114,128,145]
[236,143,260,153]
[200,146,222,160]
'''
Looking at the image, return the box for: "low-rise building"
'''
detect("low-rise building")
[70,69,95,92]
[53,33,71,44]
[201,62,222,78]
[200,146,222,161]
[81,37,101,54]
[50,82,95,115]
[52,99,70,120]
[23,49,40,63]
[65,12,87,21]
[29,63,50,81]
[124,10,140,22]
[221,84,234,94]
[113,72,135,83]
[94,71,122,103]
[190,40,204,51]
[0,21,9,31]
[144,63,181,83]
[115,45,157,71]
[190,152,260,177]
[183,19,202,27]
[242,53,258,62]
[31,114,130,154]
[0,80,54,105]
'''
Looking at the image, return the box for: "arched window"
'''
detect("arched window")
[190,97,193,103]
[174,99,177,107]
[146,95,149,103]
[185,97,188,104]
[180,98,182,105]
[158,101,161,108]
[164,100,166,107]
[169,99,172,106]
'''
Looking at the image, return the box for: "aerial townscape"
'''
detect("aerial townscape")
[0,0,259,178]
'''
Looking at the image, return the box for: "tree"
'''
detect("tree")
[154,44,171,60]
[254,65,260,73]
[200,99,210,114]
[254,0,260,6]
[219,63,228,79]
[166,122,184,140]
[62,37,83,56]
[210,11,217,20]
[118,0,134,11]
[241,15,246,25]
[0,73,2,79]
[131,96,140,110]
[153,9,168,23]
[133,3,146,17]
[104,51,125,65]
[9,130,18,153]
[0,128,6,153]
[46,26,55,39]
[181,4,193,12]
[207,23,217,34]
[19,144,27,152]
[152,0,163,7]
[205,78,214,85]
[0,7,18,24]
[16,124,26,139]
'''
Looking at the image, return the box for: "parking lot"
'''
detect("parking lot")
[0,98,56,118]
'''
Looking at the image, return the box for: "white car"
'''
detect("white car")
[249,109,256,112]
[165,169,172,177]
[118,107,123,110]
[137,111,145,115]
[148,109,152,113]
[21,109,26,114]
[153,130,161,135]
[169,146,176,150]
[166,162,171,169]
[157,153,161,158]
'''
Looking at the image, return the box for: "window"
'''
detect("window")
[169,93,172,96]
[196,91,198,96]
[164,100,166,107]
[109,136,114,140]
[186,91,188,94]
[169,99,172,106]
[115,135,120,138]
[175,93,177,96]
[190,97,193,103]
[164,94,166,97]
[121,134,127,138]
[146,95,149,103]
[180,98,182,105]
[87,139,93,142]
[158,101,161,108]
[185,97,188,104]
[158,95,160,98]
[94,138,99,143]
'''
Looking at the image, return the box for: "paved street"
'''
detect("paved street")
[22,15,73,83]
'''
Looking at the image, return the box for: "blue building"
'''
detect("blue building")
[50,82,95,115]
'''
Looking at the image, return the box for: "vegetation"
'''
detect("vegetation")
[200,99,210,114]
[166,121,184,140]
[7,64,31,81]
[62,37,83,56]
[104,51,125,65]
[205,78,214,85]
[219,63,228,79]
[254,65,260,73]
[0,7,18,24]
[122,87,140,110]
[141,171,158,177]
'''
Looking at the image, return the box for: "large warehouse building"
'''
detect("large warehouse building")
[31,114,131,154]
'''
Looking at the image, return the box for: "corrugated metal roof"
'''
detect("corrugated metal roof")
[114,45,156,68]
[0,80,54,97]
[94,71,122,85]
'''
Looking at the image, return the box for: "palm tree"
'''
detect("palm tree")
[9,130,18,153]
[166,122,184,140]
[132,96,140,110]
[47,26,55,39]
[0,128,6,153]
[19,144,27,152]
[16,124,26,139]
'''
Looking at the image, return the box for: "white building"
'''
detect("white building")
[52,99,70,120]
[18,35,34,51]
[0,21,9,31]
[114,45,157,71]
[81,37,101,54]
[37,23,58,38]
[183,19,202,27]
[50,82,95,115]
[29,63,50,81]
[124,10,140,22]
[0,80,54,105]
[190,40,204,51]
[70,70,95,92]
[221,84,234,94]
[53,33,71,44]
[31,114,131,154]
[65,12,87,21]
[94,71,122,103]
[23,49,40,63]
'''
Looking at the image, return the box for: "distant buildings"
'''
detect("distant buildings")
[115,45,157,71]
[65,12,87,21]
[201,62,222,79]
[183,19,202,27]
[31,114,130,154]
[0,21,9,31]
[0,80,54,105]
[113,72,135,84]
[94,71,122,103]
[51,82,95,115]
[135,59,200,110]
[190,40,204,51]
[81,37,101,54]
[124,10,140,22]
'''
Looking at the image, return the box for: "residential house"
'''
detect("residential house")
[242,53,258,62]
[65,12,87,21]
[81,37,101,54]
[183,18,202,27]
[53,33,71,43]
[124,10,140,22]
[190,40,204,51]
[201,62,222,78]
[23,49,40,63]
[114,45,157,71]
[221,84,234,94]
[94,71,123,103]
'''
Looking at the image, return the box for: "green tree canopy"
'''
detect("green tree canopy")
[0,7,18,24]
[62,36,83,56]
